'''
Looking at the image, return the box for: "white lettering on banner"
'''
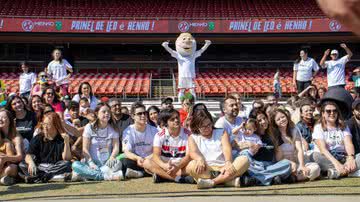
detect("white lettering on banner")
[71,21,95,32]
[95,21,105,30]
[263,21,275,32]
[128,21,150,31]
[229,21,252,32]
[119,23,125,30]
[284,20,308,30]
[106,21,118,32]
[0,19,3,29]
[34,22,54,26]
[190,22,207,27]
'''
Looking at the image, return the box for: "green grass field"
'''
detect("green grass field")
[1,177,360,201]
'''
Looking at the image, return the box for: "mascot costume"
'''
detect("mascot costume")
[162,33,211,101]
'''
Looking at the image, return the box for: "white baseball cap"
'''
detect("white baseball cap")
[331,49,339,55]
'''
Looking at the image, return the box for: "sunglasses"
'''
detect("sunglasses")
[135,111,147,116]
[325,109,337,114]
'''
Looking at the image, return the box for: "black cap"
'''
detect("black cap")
[161,97,173,104]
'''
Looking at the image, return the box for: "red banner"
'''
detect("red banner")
[0,18,350,34]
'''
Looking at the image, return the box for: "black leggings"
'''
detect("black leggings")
[18,161,72,183]
[296,80,311,94]
[120,158,145,174]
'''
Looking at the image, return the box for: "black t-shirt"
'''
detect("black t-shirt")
[27,134,64,164]
[114,114,133,140]
[69,116,89,127]
[346,117,360,154]
[253,134,275,162]
[79,116,89,127]
[16,111,37,142]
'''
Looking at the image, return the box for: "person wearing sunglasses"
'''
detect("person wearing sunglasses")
[19,61,36,99]
[42,87,64,119]
[311,101,360,179]
[31,72,50,97]
[121,102,159,179]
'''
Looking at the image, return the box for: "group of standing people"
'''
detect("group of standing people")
[293,43,353,93]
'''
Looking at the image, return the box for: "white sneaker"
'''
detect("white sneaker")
[50,174,65,182]
[348,170,360,177]
[71,171,85,182]
[125,168,144,179]
[0,176,15,186]
[197,178,214,189]
[112,170,124,181]
[224,177,241,187]
[327,168,340,179]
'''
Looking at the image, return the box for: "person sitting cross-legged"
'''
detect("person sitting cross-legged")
[143,109,194,184]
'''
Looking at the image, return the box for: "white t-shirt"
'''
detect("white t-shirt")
[215,116,243,140]
[47,59,72,85]
[293,57,319,82]
[191,129,226,167]
[324,55,349,87]
[122,124,159,158]
[171,51,201,79]
[312,124,352,154]
[279,127,302,163]
[234,133,262,145]
[153,127,190,164]
[72,94,98,110]
[19,72,36,94]
[83,123,119,165]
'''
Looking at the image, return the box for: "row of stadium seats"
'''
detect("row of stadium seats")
[1,68,355,97]
[0,0,325,18]
[0,72,152,97]
[179,68,354,96]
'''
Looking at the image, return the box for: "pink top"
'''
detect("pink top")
[51,102,64,113]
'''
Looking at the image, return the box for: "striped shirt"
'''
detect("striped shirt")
[153,127,190,164]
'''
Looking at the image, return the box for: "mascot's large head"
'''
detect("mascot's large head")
[175,33,196,57]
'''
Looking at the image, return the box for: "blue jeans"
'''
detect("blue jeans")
[239,150,292,185]
[72,160,121,181]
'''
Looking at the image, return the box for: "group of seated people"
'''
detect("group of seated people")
[1,76,360,189]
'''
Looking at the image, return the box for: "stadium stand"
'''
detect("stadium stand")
[0,0,325,19]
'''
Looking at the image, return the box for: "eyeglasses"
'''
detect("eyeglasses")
[135,111,147,116]
[40,75,47,78]
[199,122,212,130]
[325,109,337,114]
